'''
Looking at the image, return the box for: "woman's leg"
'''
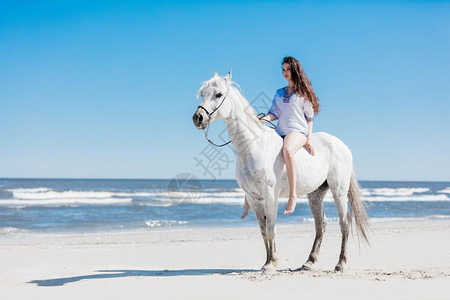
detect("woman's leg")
[282,131,307,215]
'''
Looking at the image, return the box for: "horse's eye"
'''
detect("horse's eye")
[216,93,223,98]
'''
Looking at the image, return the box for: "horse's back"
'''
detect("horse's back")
[278,131,353,197]
[310,131,353,162]
[312,131,354,192]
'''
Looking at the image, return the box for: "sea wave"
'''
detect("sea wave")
[8,188,51,193]
[145,219,189,227]
[363,194,449,202]
[438,187,450,194]
[10,189,136,200]
[8,188,169,199]
[2,186,449,208]
[368,215,450,222]
[0,227,28,235]
[199,191,246,198]
[148,192,450,205]
[361,187,429,196]
[0,197,133,206]
[133,202,173,207]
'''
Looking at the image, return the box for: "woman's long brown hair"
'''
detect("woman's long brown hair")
[282,56,320,114]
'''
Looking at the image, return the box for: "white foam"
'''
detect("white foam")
[165,194,313,205]
[368,216,450,222]
[9,188,51,193]
[8,188,161,201]
[11,190,117,200]
[0,197,133,206]
[202,188,245,193]
[145,219,189,227]
[428,215,450,220]
[146,185,450,205]
[200,191,246,198]
[112,192,156,197]
[297,217,340,223]
[364,194,449,202]
[135,202,173,207]
[438,187,450,194]
[363,188,429,196]
[193,196,250,204]
[0,227,28,234]
[4,186,449,208]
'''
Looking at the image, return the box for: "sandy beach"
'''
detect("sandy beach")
[1,219,449,300]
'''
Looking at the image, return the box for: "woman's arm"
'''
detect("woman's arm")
[305,120,315,155]
[307,120,313,138]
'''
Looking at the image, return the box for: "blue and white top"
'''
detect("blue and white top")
[268,87,315,137]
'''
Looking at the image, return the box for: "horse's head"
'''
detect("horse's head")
[193,71,233,129]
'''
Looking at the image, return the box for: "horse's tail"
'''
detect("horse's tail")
[348,170,371,246]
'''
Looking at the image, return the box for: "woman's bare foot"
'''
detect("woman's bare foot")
[241,197,250,219]
[284,195,297,215]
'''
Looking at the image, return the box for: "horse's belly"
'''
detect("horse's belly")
[278,151,329,197]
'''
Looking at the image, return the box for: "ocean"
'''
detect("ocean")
[1,178,449,235]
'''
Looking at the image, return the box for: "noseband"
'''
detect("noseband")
[197,88,230,122]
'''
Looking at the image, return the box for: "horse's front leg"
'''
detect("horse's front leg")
[247,197,270,267]
[262,186,278,274]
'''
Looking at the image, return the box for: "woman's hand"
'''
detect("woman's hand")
[304,139,315,156]
[257,113,275,124]
[257,115,269,123]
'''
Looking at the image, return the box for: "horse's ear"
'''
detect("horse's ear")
[224,69,232,82]
[213,71,219,77]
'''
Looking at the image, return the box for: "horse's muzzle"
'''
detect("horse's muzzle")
[193,109,208,129]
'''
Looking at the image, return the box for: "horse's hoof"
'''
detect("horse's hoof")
[300,264,312,271]
[334,264,344,272]
[261,265,276,275]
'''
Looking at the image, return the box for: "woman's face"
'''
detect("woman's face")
[282,63,291,82]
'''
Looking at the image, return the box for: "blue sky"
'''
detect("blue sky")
[1,0,449,181]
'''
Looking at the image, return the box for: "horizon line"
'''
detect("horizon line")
[0,177,449,183]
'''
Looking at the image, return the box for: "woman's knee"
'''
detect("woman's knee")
[284,133,306,154]
[283,144,296,157]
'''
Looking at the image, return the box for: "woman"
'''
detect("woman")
[242,56,320,218]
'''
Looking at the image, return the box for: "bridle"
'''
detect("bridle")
[197,87,277,147]
[197,88,232,147]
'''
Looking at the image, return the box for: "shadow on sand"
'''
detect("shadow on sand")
[28,268,259,287]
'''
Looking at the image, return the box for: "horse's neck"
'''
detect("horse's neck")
[224,93,265,157]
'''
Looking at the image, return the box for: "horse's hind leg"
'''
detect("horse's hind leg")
[301,181,329,271]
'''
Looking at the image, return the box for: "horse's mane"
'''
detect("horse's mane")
[197,75,273,135]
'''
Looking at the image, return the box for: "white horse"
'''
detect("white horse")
[192,71,370,274]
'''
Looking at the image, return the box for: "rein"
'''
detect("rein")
[197,88,277,148]
[256,113,277,130]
